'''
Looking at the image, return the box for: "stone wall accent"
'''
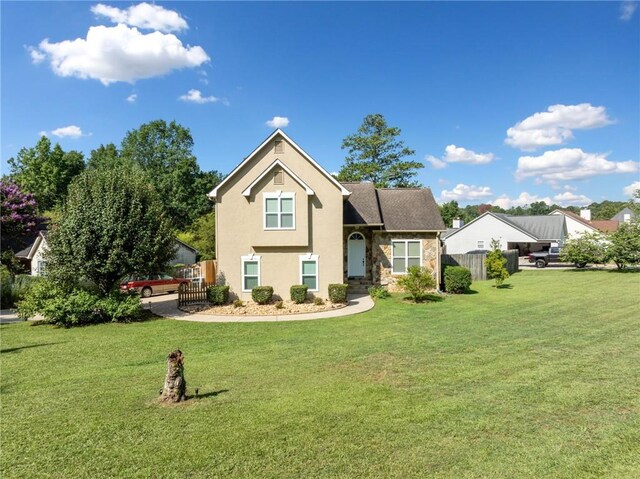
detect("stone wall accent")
[373,232,439,292]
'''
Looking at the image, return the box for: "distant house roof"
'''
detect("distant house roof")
[175,238,199,254]
[445,211,564,243]
[551,209,597,229]
[15,231,48,260]
[341,183,445,232]
[496,214,565,241]
[496,213,565,241]
[611,207,636,222]
[590,220,619,233]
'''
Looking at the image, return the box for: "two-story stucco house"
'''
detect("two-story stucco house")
[209,130,445,300]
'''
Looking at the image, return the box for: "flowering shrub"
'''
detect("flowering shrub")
[0,180,39,248]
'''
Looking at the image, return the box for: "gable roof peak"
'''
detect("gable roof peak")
[208,130,350,200]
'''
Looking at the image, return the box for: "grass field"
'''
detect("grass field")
[1,270,639,478]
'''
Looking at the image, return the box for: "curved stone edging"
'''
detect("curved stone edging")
[146,293,375,323]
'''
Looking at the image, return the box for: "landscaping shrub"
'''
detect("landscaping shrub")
[17,280,143,327]
[368,285,391,299]
[275,300,284,309]
[290,285,308,304]
[328,284,348,303]
[233,299,244,308]
[98,293,143,323]
[0,270,42,309]
[207,285,230,305]
[444,266,472,294]
[313,297,325,306]
[252,286,273,304]
[397,266,436,302]
[485,240,510,287]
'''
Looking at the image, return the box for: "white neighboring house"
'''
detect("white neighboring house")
[16,233,198,276]
[16,231,49,276]
[442,212,567,255]
[550,209,599,238]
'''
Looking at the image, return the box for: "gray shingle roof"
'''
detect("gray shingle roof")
[495,214,565,240]
[342,183,445,231]
[341,182,383,225]
[377,188,446,231]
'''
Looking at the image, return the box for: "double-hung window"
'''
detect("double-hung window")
[299,255,319,291]
[241,255,261,292]
[391,240,421,274]
[264,192,295,230]
[477,240,485,249]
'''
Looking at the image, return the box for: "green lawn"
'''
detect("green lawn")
[1,270,639,478]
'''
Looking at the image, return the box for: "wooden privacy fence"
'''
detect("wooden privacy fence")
[441,249,520,281]
[178,281,212,307]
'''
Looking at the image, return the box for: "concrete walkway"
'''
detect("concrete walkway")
[145,293,375,323]
[0,309,22,324]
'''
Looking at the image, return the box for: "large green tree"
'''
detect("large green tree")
[119,120,221,229]
[45,165,175,295]
[607,220,640,270]
[7,136,85,212]
[337,114,423,188]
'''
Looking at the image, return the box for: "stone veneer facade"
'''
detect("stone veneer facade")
[372,232,440,292]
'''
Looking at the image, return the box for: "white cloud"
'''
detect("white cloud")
[426,156,447,169]
[620,1,638,20]
[440,183,493,202]
[505,103,613,151]
[41,125,86,139]
[31,24,209,85]
[551,191,592,206]
[623,181,640,198]
[492,192,553,209]
[426,144,495,169]
[515,148,638,183]
[126,93,137,103]
[179,89,218,104]
[492,191,592,209]
[91,3,188,32]
[266,116,290,128]
[28,46,46,64]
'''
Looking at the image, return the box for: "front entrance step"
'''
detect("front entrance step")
[347,279,373,294]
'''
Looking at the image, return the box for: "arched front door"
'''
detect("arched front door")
[347,232,366,278]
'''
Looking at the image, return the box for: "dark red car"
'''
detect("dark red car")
[120,274,190,297]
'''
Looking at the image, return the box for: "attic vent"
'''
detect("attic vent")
[273,170,284,185]
[274,140,284,154]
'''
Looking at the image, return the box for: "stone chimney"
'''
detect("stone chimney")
[452,218,464,229]
[580,209,591,221]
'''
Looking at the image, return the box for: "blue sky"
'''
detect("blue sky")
[2,1,639,208]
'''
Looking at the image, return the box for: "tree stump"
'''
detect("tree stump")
[161,349,187,402]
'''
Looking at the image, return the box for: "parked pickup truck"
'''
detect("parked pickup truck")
[528,247,587,268]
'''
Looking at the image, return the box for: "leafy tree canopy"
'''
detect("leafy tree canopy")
[119,120,223,229]
[7,136,85,212]
[45,165,175,296]
[176,210,216,260]
[607,220,640,269]
[337,114,423,188]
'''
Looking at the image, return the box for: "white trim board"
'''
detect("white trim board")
[242,159,314,197]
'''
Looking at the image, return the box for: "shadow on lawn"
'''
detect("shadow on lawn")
[0,342,64,354]
[191,389,229,400]
[496,284,514,289]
